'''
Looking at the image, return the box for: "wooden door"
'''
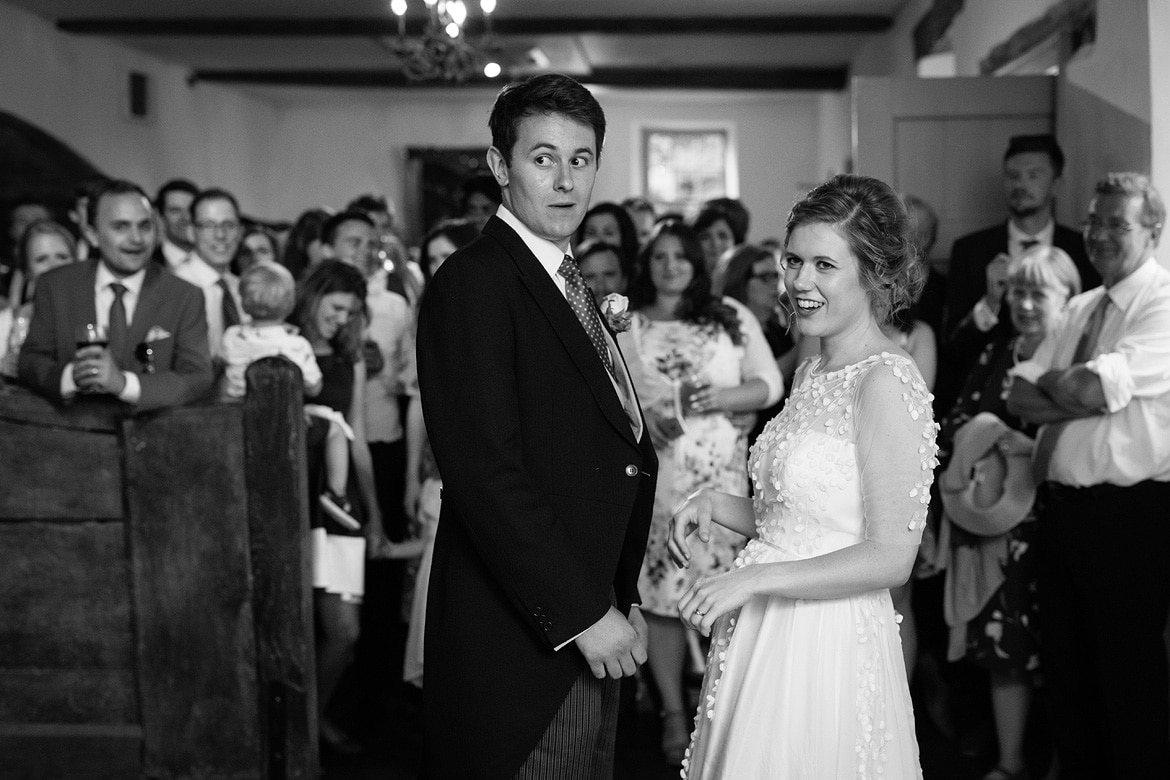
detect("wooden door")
[852,75,1055,272]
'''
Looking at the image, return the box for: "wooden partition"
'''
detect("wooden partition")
[0,358,315,779]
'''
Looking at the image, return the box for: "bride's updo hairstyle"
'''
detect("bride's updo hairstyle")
[784,174,924,325]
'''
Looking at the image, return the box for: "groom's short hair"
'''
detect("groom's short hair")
[489,73,606,165]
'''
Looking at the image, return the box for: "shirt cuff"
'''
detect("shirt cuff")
[554,627,591,652]
[972,298,999,332]
[117,371,141,403]
[60,362,78,398]
[1086,352,1131,413]
[1008,360,1045,385]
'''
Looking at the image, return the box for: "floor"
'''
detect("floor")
[322,562,1052,780]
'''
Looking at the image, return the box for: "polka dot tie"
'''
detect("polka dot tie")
[558,255,614,377]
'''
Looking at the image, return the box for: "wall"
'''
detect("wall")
[1056,0,1158,265]
[259,86,839,242]
[0,1,276,215]
[1151,1,1170,265]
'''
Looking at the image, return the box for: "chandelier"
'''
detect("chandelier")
[389,0,501,82]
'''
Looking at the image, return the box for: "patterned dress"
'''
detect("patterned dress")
[619,300,779,617]
[938,336,1041,673]
[684,353,938,779]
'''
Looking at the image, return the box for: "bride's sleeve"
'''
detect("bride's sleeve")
[854,357,940,545]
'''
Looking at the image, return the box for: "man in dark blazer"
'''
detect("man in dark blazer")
[937,135,1098,414]
[19,179,213,411]
[416,74,657,779]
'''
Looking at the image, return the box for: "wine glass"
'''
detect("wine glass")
[74,323,108,352]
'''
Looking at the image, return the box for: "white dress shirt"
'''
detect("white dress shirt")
[364,274,416,443]
[1012,258,1170,486]
[1007,218,1055,259]
[173,253,246,360]
[160,239,189,270]
[59,262,146,403]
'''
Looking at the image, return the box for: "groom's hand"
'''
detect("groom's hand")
[575,607,645,679]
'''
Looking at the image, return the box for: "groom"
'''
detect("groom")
[416,73,657,778]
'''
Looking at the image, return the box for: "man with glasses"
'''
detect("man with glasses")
[152,178,199,270]
[175,188,247,362]
[1008,173,1170,779]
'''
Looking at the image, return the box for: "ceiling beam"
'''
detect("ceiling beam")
[60,15,891,37]
[189,67,847,91]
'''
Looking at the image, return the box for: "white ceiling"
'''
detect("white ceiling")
[7,0,905,90]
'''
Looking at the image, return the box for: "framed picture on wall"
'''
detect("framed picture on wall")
[640,125,737,216]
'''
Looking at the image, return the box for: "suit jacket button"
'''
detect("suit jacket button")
[625,464,638,477]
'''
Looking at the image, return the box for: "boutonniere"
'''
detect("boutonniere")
[134,342,156,374]
[144,326,171,342]
[601,293,632,333]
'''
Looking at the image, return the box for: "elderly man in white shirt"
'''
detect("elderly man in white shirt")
[174,189,248,361]
[1008,172,1170,780]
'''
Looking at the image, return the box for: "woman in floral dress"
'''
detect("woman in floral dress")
[669,175,938,778]
[617,219,782,765]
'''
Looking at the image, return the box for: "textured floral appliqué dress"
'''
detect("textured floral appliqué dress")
[683,352,939,780]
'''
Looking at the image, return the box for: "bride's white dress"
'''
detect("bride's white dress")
[683,353,939,780]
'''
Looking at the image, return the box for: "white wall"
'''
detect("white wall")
[0,1,276,215]
[258,86,839,243]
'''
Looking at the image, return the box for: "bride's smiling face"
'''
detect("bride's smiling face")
[783,222,872,339]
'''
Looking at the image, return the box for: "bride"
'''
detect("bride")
[670,174,938,779]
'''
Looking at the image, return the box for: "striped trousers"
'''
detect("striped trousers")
[513,668,620,780]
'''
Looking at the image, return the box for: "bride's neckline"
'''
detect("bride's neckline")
[808,351,896,378]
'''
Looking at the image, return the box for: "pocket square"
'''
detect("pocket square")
[144,326,172,342]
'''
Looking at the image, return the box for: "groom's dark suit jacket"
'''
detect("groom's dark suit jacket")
[416,216,657,779]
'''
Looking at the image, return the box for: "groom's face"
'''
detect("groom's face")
[488,112,598,252]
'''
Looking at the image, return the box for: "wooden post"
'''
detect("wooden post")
[124,404,262,778]
[242,357,317,779]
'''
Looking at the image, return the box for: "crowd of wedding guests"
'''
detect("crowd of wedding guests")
[1,128,1167,779]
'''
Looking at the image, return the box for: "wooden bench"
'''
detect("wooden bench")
[0,358,316,779]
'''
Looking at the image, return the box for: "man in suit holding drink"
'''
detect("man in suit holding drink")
[19,179,213,411]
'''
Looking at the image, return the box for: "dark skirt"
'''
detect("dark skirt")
[964,517,1041,674]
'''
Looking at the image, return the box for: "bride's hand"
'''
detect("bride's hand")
[678,567,760,637]
[668,489,714,568]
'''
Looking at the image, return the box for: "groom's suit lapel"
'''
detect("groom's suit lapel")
[484,217,639,450]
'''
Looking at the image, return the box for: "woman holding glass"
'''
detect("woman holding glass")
[616,220,782,765]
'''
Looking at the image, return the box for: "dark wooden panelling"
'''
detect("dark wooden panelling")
[191,66,848,90]
[0,419,122,519]
[0,723,142,780]
[0,522,133,669]
[243,357,317,779]
[125,406,262,780]
[59,15,892,37]
[0,383,121,432]
[0,670,137,723]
